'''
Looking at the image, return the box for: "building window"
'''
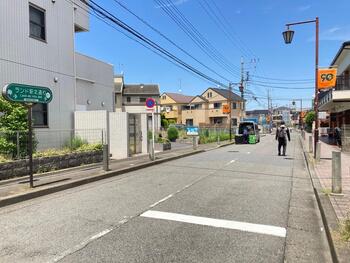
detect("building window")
[126,97,131,103]
[186,119,193,126]
[139,98,146,103]
[162,95,166,100]
[232,118,238,126]
[213,103,221,109]
[207,92,212,98]
[29,4,46,41]
[232,102,237,109]
[32,104,48,127]
[213,117,223,124]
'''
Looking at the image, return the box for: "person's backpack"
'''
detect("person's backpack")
[278,128,287,139]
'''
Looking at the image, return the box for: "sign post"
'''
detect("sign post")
[145,98,156,161]
[186,126,199,150]
[2,83,52,188]
[318,69,337,90]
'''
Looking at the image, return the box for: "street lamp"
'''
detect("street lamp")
[282,17,319,158]
[282,27,294,44]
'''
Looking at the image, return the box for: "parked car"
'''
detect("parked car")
[238,121,260,143]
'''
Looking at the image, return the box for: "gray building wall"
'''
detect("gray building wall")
[75,53,114,112]
[0,0,114,138]
[0,0,77,130]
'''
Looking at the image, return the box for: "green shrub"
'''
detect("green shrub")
[340,216,350,242]
[167,127,179,142]
[0,155,10,163]
[75,143,102,152]
[66,136,88,150]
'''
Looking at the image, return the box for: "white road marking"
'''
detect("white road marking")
[247,152,251,154]
[141,210,286,238]
[149,194,173,208]
[225,159,236,166]
[49,218,129,263]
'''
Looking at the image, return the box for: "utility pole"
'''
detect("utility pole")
[229,82,233,141]
[268,89,273,133]
[239,57,245,114]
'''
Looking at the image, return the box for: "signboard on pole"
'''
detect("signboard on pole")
[318,69,337,90]
[2,83,52,189]
[2,83,53,104]
[222,104,230,114]
[186,126,199,136]
[145,98,156,111]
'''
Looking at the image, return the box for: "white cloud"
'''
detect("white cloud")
[155,0,189,9]
[327,27,341,34]
[308,26,350,41]
[298,5,311,12]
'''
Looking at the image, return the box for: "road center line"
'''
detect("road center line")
[141,210,286,238]
[225,159,236,166]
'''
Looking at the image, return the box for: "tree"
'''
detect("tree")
[0,96,29,157]
[160,113,169,129]
[304,111,315,133]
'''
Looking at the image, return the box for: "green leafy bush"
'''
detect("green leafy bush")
[75,143,102,152]
[0,97,30,158]
[167,127,179,142]
[0,155,10,163]
[305,111,315,133]
[66,136,88,150]
[34,143,102,158]
[340,216,350,242]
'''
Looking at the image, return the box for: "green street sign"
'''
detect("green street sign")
[2,83,53,104]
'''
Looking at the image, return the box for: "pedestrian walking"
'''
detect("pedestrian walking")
[275,121,291,156]
[334,126,342,147]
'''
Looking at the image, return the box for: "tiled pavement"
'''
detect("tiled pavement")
[302,133,350,222]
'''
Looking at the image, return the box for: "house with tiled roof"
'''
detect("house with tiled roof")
[160,92,194,124]
[161,87,244,127]
[181,88,244,127]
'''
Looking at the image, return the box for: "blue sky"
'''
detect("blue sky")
[75,0,350,110]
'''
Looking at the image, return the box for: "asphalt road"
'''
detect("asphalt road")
[0,134,331,262]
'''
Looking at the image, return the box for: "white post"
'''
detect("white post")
[152,111,155,161]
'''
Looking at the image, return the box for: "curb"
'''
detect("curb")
[0,149,205,208]
[299,136,348,263]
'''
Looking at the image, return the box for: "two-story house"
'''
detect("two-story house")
[182,88,244,127]
[319,41,350,151]
[160,93,194,124]
[0,0,115,135]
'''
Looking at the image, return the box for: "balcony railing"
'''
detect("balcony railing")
[335,76,350,91]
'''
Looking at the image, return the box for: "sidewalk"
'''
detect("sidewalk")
[0,141,232,207]
[302,133,350,222]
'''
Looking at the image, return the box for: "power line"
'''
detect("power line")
[196,0,251,58]
[251,79,314,85]
[154,0,241,77]
[77,0,245,94]
[250,74,314,82]
[248,82,314,90]
[111,0,232,83]
[201,0,255,59]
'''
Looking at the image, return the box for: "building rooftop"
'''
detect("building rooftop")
[164,92,194,104]
[246,109,269,115]
[123,84,160,95]
[210,88,243,101]
[331,41,350,66]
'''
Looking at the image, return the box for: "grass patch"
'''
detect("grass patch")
[339,214,350,242]
[33,143,102,158]
[321,188,332,196]
[0,155,10,163]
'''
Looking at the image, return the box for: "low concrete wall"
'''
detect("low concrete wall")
[0,150,102,180]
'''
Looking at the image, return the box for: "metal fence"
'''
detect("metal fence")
[0,129,104,160]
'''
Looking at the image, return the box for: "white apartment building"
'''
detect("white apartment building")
[0,0,114,134]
